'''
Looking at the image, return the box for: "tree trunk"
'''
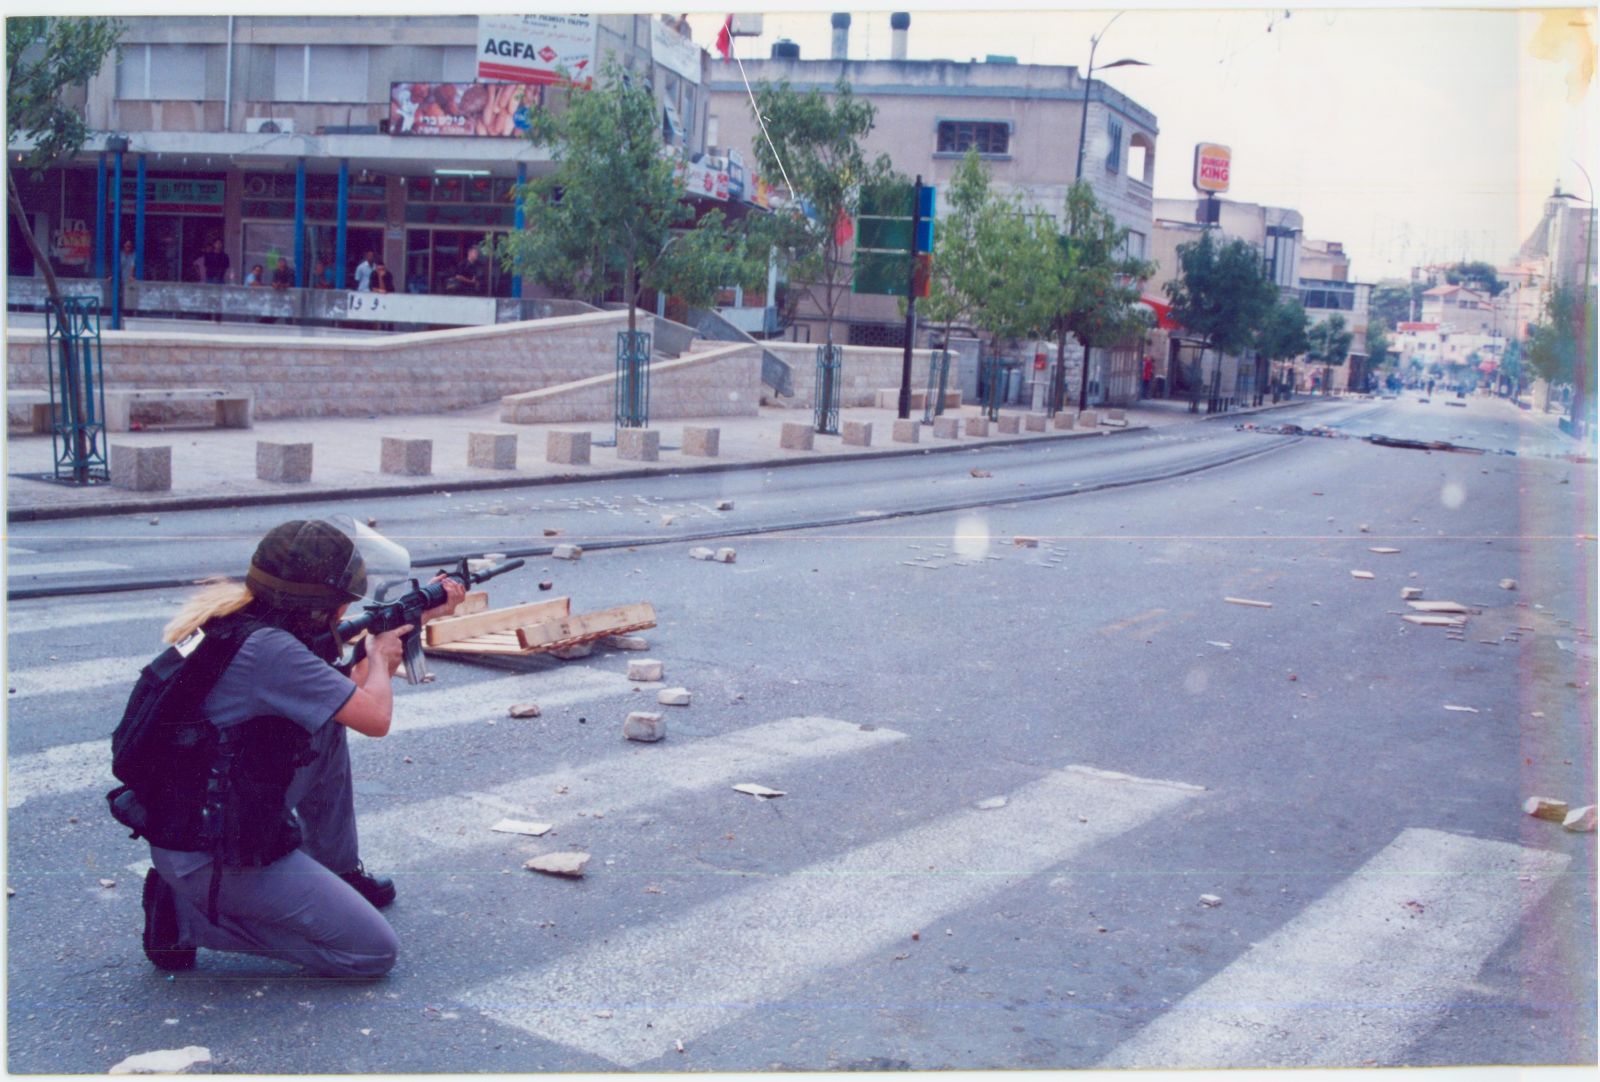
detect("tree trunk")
[1076,336,1092,413]
[8,165,89,482]
[1052,331,1068,415]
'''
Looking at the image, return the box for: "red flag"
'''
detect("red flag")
[833,208,854,247]
[715,15,733,59]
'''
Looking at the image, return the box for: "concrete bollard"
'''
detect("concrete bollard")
[965,417,990,437]
[1076,410,1099,428]
[617,427,660,462]
[256,441,313,483]
[1052,412,1076,430]
[623,711,666,742]
[780,422,815,451]
[892,418,920,443]
[468,432,518,470]
[842,420,873,447]
[110,444,171,492]
[1024,414,1047,432]
[681,426,720,457]
[997,414,1021,434]
[381,437,432,477]
[933,416,962,439]
[547,430,591,466]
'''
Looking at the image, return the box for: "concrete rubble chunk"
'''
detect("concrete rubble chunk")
[1500,578,1518,591]
[1368,547,1401,554]
[109,1046,212,1074]
[1013,536,1040,548]
[733,783,785,798]
[714,548,737,563]
[1562,805,1596,832]
[552,544,583,561]
[550,643,594,660]
[1350,570,1375,580]
[1402,587,1424,600]
[623,711,666,742]
[1524,796,1569,821]
[657,687,692,706]
[715,499,734,511]
[606,635,650,651]
[689,546,716,561]
[1198,894,1223,907]
[508,703,542,718]
[974,796,1008,810]
[524,852,590,877]
[627,659,664,682]
[491,819,552,836]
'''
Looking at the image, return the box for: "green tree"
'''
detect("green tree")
[1526,283,1597,429]
[1368,280,1415,331]
[499,64,757,339]
[1254,297,1310,395]
[1305,313,1353,394]
[1163,229,1277,411]
[1444,260,1505,298]
[747,78,894,346]
[1365,323,1391,389]
[1036,180,1156,412]
[7,16,123,318]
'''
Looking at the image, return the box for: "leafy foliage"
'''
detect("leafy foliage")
[745,78,895,343]
[1443,260,1505,298]
[1164,230,1278,358]
[7,16,122,176]
[499,64,758,334]
[1367,280,1417,331]
[1035,181,1156,410]
[1526,282,1597,388]
[1365,323,1390,369]
[1254,298,1310,363]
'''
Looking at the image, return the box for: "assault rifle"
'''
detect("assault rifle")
[328,555,525,684]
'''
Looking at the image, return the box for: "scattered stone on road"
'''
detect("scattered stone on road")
[627,659,664,682]
[1402,587,1424,600]
[657,687,691,706]
[715,499,734,510]
[1199,894,1223,907]
[623,711,666,742]
[974,796,1008,810]
[552,544,582,561]
[1563,805,1597,832]
[1524,796,1570,822]
[1225,597,1273,608]
[1350,570,1375,580]
[714,547,737,563]
[109,1046,212,1074]
[1444,704,1480,713]
[606,635,649,650]
[491,819,552,836]
[1500,578,1518,590]
[689,546,715,561]
[508,703,541,718]
[1013,536,1039,548]
[733,783,785,798]
[524,852,590,877]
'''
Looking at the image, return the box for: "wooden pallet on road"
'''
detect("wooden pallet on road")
[423,597,656,658]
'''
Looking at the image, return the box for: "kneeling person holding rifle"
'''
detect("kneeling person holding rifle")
[106,516,526,977]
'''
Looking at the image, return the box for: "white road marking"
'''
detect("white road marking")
[10,560,132,576]
[7,546,38,555]
[6,654,149,699]
[457,764,1203,1067]
[5,667,636,809]
[356,715,905,873]
[5,597,175,634]
[1098,827,1571,1069]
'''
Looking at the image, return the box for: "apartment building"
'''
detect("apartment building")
[7,14,739,325]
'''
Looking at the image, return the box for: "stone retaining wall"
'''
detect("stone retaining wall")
[762,342,937,408]
[500,343,761,424]
[6,310,649,423]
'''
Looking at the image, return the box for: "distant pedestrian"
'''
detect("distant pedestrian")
[1140,355,1154,399]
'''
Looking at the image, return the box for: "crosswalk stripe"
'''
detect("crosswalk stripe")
[1098,827,1571,1069]
[9,559,133,576]
[355,715,904,873]
[457,764,1204,1067]
[6,655,150,699]
[4,598,177,635]
[5,666,637,810]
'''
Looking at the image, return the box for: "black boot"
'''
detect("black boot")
[337,862,395,909]
[142,870,196,971]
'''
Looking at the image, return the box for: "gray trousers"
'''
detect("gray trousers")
[149,720,398,978]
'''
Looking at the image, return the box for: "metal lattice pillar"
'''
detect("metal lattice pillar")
[45,297,110,484]
[814,343,842,434]
[615,330,651,430]
[921,343,952,424]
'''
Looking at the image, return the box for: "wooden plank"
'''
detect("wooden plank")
[1407,601,1472,614]
[516,603,657,652]
[425,598,571,647]
[1403,614,1467,627]
[425,638,538,656]
[1224,596,1273,609]
[458,591,490,616]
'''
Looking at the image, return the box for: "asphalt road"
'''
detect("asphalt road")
[5,396,1595,1073]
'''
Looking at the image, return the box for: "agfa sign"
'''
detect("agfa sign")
[1193,143,1231,194]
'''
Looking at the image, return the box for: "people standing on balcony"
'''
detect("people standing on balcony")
[199,239,230,285]
[314,257,335,290]
[354,250,375,293]
[370,262,394,294]
[244,264,265,287]
[272,261,295,290]
[444,245,485,295]
[120,239,138,284]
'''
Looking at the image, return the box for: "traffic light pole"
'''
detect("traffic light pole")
[897,175,924,420]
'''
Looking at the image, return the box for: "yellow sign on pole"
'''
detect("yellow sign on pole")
[1193,143,1232,194]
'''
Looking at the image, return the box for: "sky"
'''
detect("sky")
[675,2,1597,284]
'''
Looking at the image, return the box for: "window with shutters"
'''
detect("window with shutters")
[935,120,1010,157]
[116,44,208,100]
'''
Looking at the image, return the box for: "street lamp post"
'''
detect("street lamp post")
[1073,12,1148,183]
[1571,159,1594,440]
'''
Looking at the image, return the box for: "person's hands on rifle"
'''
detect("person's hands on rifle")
[421,573,467,623]
[336,623,414,737]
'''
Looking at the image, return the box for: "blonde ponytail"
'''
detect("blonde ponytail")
[163,578,256,643]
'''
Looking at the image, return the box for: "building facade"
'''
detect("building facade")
[7,14,753,327]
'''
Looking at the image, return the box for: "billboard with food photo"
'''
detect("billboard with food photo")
[390,83,540,138]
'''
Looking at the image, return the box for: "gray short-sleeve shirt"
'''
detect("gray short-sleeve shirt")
[203,627,357,734]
